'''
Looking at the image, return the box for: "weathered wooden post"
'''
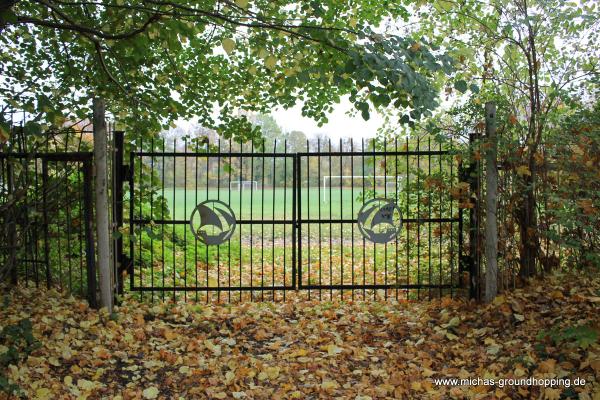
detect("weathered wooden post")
[93,98,113,312]
[484,102,498,303]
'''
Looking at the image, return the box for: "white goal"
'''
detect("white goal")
[229,180,259,191]
[322,175,404,202]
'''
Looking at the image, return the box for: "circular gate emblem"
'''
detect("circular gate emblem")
[190,200,236,245]
[357,198,403,244]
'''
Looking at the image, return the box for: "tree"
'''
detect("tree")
[405,0,599,278]
[0,0,455,142]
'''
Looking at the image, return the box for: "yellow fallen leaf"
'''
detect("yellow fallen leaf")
[321,379,339,390]
[204,339,221,356]
[35,388,52,399]
[289,348,308,358]
[77,379,97,391]
[326,344,342,356]
[142,386,159,399]
[493,295,505,306]
[224,370,235,385]
[266,366,280,380]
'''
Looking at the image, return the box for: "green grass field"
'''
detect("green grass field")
[162,187,388,220]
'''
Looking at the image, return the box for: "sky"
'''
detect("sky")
[270,96,385,140]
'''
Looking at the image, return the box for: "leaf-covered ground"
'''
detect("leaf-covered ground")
[1,273,599,399]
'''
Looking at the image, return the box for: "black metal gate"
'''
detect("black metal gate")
[115,133,467,301]
[0,150,97,307]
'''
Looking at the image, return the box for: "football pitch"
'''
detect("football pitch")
[163,187,382,220]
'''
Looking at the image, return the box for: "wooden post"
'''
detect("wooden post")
[93,98,113,312]
[484,102,498,303]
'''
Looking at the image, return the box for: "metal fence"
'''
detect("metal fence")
[0,127,97,307]
[119,134,467,302]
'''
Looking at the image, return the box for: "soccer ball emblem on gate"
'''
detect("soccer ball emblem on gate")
[357,198,403,244]
[189,200,236,245]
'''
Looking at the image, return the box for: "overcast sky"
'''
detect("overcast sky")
[271,96,385,140]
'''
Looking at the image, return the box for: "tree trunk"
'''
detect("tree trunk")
[93,98,113,312]
[484,102,498,303]
[518,169,539,278]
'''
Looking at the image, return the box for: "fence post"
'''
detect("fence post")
[82,159,98,308]
[6,160,18,284]
[41,158,51,288]
[484,102,498,302]
[468,131,481,300]
[113,131,125,296]
[93,98,113,312]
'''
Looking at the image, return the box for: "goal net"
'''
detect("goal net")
[322,175,404,202]
[229,180,259,191]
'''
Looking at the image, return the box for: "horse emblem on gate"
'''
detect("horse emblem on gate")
[357,198,403,244]
[189,200,236,245]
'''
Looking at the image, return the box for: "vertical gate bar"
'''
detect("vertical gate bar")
[372,138,376,300]
[339,138,343,299]
[384,138,388,300]
[290,142,296,291]
[271,140,276,300]
[23,157,31,286]
[361,138,366,300]
[317,139,322,299]
[350,139,355,300]
[296,151,302,294]
[34,153,40,287]
[239,142,244,301]
[394,138,399,300]
[56,163,63,290]
[216,139,220,301]
[6,159,17,285]
[150,138,155,301]
[184,137,188,301]
[250,141,255,300]
[452,141,457,297]
[162,137,166,301]
[129,145,134,292]
[438,140,443,297]
[194,140,199,301]
[260,141,265,300]
[65,164,73,289]
[283,139,287,299]
[305,140,310,299]
[328,140,332,299]
[205,138,210,302]
[42,158,51,288]
[139,136,144,300]
[229,140,233,302]
[417,136,421,300]
[82,159,97,308]
[428,136,432,299]
[172,137,176,301]
[113,131,124,295]
[468,132,480,300]
[406,137,410,300]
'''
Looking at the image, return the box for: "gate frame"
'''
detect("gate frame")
[114,134,479,299]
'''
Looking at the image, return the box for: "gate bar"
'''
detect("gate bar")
[82,159,98,308]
